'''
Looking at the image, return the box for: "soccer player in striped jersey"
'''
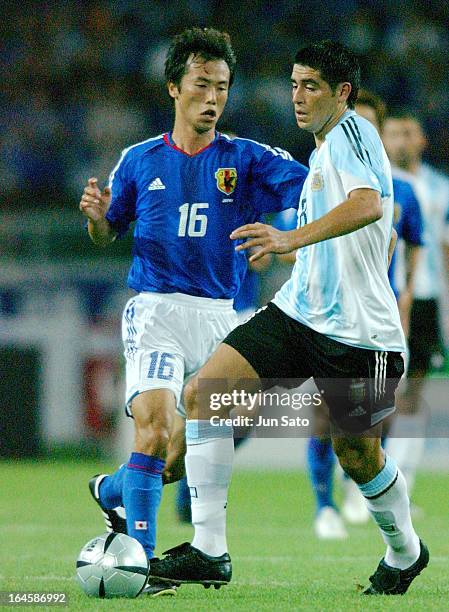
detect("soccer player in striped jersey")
[79,27,307,594]
[149,41,428,596]
[263,92,424,539]
[338,91,424,526]
[382,110,449,499]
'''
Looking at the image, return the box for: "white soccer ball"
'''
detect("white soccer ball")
[76,533,148,598]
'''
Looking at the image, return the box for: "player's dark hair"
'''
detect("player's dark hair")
[294,41,360,108]
[356,89,387,130]
[165,27,236,88]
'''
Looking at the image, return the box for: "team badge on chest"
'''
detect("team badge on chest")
[215,168,237,195]
[311,170,324,191]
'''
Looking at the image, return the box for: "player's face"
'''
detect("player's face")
[382,118,426,169]
[355,103,380,132]
[291,64,349,137]
[169,56,230,134]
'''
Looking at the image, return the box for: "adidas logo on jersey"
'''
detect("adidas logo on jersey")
[148,177,165,190]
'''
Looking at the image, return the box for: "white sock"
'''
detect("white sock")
[358,454,420,570]
[185,420,234,557]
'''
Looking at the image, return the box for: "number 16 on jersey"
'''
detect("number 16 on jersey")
[178,203,209,237]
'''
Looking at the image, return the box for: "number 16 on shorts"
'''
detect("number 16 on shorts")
[140,350,183,405]
[147,351,176,380]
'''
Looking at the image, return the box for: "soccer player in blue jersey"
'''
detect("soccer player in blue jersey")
[79,27,308,592]
[149,41,428,596]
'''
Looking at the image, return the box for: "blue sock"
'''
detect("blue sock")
[307,437,336,512]
[176,476,191,522]
[176,476,191,509]
[123,452,165,559]
[98,465,126,508]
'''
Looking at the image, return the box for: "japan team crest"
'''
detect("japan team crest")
[215,168,237,195]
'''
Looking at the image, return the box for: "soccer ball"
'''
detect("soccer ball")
[76,532,148,598]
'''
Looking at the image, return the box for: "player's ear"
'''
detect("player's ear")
[168,81,180,100]
[337,82,352,104]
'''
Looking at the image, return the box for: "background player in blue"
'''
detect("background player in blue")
[79,26,307,590]
[382,110,449,503]
[356,93,424,336]
[149,41,428,596]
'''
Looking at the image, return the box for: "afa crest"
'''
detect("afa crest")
[311,170,324,191]
[215,168,237,195]
[348,378,366,404]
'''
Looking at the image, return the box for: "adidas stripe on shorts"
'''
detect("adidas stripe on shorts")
[223,302,405,433]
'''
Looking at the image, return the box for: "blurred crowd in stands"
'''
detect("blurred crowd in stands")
[2,0,448,210]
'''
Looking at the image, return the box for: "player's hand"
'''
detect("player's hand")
[248,249,272,272]
[230,222,297,262]
[79,178,111,222]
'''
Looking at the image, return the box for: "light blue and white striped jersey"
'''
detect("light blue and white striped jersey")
[397,163,449,299]
[273,110,405,352]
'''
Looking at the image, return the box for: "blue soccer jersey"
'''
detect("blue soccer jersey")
[388,176,424,298]
[106,132,307,299]
[272,207,298,232]
[232,266,259,313]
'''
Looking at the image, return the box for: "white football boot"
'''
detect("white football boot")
[314,506,348,540]
[341,477,370,524]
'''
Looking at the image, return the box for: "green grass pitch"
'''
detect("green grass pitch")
[1,460,448,610]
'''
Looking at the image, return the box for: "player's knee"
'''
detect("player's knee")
[333,437,383,482]
[333,439,365,475]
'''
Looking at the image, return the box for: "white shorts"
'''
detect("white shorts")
[122,292,238,417]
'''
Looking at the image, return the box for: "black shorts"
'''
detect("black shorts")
[223,302,404,433]
[408,298,441,375]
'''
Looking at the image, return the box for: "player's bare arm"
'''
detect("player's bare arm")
[277,250,297,264]
[79,177,116,247]
[398,241,420,336]
[232,187,382,261]
[277,224,396,268]
[231,223,297,262]
[388,227,398,268]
